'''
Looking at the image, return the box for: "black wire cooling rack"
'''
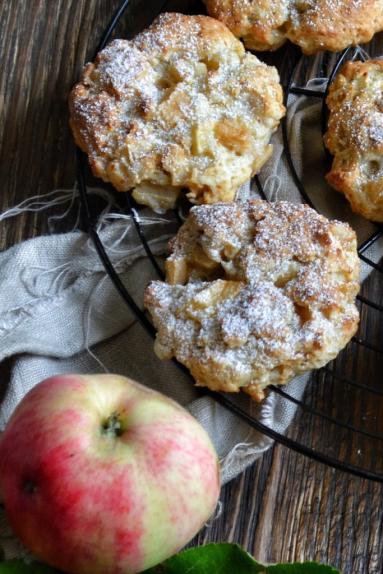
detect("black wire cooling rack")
[76,0,383,482]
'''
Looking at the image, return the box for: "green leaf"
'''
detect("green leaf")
[0,560,58,574]
[143,543,265,573]
[143,543,341,574]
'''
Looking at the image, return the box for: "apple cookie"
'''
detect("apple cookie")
[204,0,383,54]
[324,60,383,222]
[69,13,285,211]
[144,200,360,401]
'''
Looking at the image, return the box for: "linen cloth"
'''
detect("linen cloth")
[1,77,382,559]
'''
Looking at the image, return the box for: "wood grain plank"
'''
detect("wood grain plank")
[0,0,123,249]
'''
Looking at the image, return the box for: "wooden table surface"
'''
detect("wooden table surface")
[1,2,383,573]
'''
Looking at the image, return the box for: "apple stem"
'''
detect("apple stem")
[102,412,123,438]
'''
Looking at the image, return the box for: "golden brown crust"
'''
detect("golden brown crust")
[324,60,383,222]
[204,0,383,54]
[144,200,360,401]
[205,0,290,51]
[69,13,285,210]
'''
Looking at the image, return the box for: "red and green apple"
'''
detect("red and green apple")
[0,374,220,574]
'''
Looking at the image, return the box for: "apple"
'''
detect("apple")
[0,374,220,574]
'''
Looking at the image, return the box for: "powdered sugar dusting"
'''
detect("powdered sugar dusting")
[69,13,285,207]
[325,59,383,221]
[145,201,360,401]
[206,0,383,54]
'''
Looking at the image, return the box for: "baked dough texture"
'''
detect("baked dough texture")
[144,200,360,401]
[324,60,383,222]
[69,13,285,211]
[204,0,383,54]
